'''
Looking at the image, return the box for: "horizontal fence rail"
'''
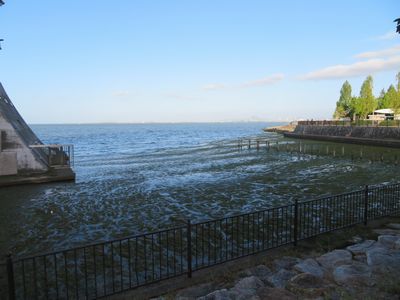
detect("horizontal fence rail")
[237,140,400,165]
[3,183,400,299]
[298,120,400,127]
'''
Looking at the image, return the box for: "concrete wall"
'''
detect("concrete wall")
[0,112,47,173]
[0,152,17,175]
[293,125,400,140]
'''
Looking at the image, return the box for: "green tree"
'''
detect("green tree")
[382,84,397,109]
[348,96,359,120]
[333,81,352,119]
[397,71,400,93]
[377,88,386,109]
[356,75,377,119]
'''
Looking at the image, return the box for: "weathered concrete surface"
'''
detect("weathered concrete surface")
[0,151,17,175]
[0,82,76,185]
[284,125,400,148]
[0,82,48,171]
[0,166,75,187]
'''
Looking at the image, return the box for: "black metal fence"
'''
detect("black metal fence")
[4,183,400,299]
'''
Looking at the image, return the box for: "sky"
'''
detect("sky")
[0,1,399,123]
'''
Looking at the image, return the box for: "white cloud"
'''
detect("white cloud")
[300,56,400,80]
[203,83,226,91]
[203,73,284,90]
[376,30,398,41]
[240,73,284,88]
[164,93,197,100]
[112,90,131,97]
[355,44,400,59]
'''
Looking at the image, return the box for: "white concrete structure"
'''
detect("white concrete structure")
[0,82,48,175]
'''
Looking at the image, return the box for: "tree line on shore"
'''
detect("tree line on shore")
[333,72,400,120]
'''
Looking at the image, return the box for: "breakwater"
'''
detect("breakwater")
[285,125,400,148]
[237,139,400,165]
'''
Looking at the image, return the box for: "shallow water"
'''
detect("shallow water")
[1,122,400,258]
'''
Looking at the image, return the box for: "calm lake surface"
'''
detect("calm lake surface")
[1,122,400,258]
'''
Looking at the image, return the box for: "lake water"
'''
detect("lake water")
[1,122,400,258]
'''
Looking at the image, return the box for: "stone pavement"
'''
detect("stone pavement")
[153,223,400,300]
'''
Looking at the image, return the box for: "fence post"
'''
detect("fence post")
[6,254,16,300]
[364,185,369,225]
[293,200,298,246]
[187,220,192,278]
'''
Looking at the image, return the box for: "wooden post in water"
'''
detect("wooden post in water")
[256,140,260,151]
[248,140,251,149]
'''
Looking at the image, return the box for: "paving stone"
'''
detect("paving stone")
[366,244,400,274]
[333,262,375,287]
[353,254,367,264]
[373,229,400,236]
[286,273,328,298]
[266,269,297,288]
[197,289,233,300]
[257,287,297,300]
[386,223,400,230]
[377,235,400,249]
[233,276,264,291]
[240,265,272,283]
[272,256,301,271]
[316,249,352,270]
[293,258,324,278]
[346,240,375,255]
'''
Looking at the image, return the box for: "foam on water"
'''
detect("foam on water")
[1,122,400,257]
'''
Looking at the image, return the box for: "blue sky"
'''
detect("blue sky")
[0,1,399,123]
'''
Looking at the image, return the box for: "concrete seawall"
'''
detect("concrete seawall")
[284,125,400,148]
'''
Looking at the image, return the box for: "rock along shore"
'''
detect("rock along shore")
[154,223,400,300]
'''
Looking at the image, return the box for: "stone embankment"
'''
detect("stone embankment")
[284,125,400,148]
[155,223,400,299]
[264,124,295,134]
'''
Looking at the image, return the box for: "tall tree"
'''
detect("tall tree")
[397,71,400,92]
[333,81,352,119]
[377,88,386,109]
[348,96,358,120]
[357,75,377,119]
[381,85,397,109]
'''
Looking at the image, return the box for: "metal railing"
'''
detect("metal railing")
[29,144,74,168]
[3,183,400,299]
[298,120,400,127]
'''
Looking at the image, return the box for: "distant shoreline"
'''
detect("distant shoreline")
[29,121,289,126]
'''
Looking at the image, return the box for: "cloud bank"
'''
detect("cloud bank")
[301,45,400,80]
[355,44,400,59]
[240,74,285,88]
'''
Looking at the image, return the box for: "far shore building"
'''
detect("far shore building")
[0,82,75,186]
[368,109,395,121]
